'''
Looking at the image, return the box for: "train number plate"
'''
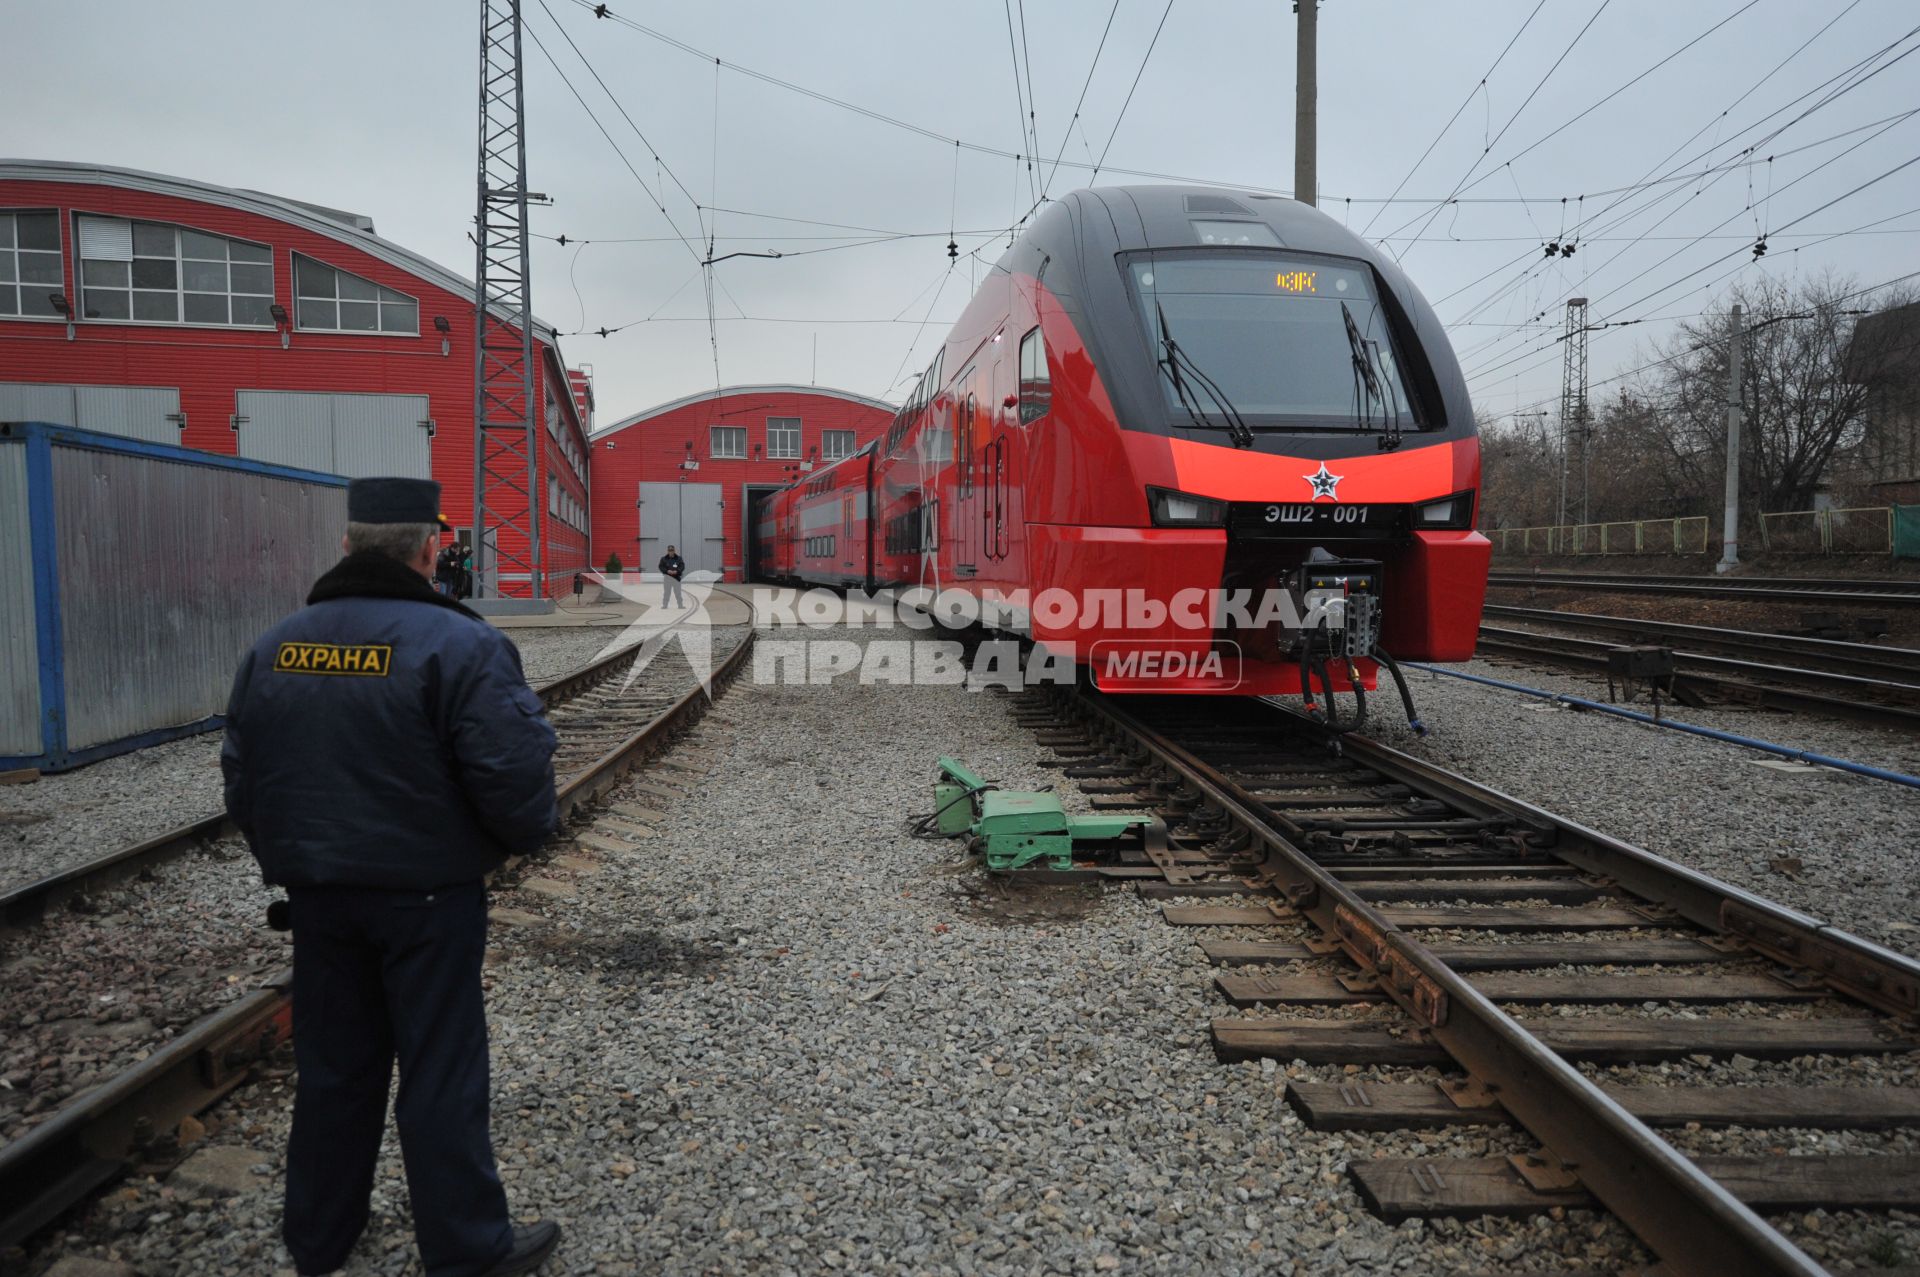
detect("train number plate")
[1229,502,1399,538]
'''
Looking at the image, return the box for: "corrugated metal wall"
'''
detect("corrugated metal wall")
[52,444,347,751]
[0,445,40,755]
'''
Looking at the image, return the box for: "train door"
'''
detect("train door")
[984,353,1011,580]
[953,372,979,581]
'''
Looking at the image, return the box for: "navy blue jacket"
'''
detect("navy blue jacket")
[222,552,558,890]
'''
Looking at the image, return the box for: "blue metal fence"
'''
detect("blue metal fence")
[0,421,348,773]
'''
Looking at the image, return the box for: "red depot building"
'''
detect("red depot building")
[0,159,591,597]
[588,384,894,582]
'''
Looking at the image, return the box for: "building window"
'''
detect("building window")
[293,254,419,334]
[766,417,801,459]
[821,429,856,461]
[1,212,64,319]
[1019,326,1051,424]
[711,425,746,459]
[76,216,274,327]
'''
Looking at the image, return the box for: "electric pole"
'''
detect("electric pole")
[472,0,544,598]
[1294,0,1317,206]
[1716,302,1744,574]
[1558,298,1589,528]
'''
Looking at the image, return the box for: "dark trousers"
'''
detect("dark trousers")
[285,882,512,1277]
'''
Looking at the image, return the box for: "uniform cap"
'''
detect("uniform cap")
[348,477,451,528]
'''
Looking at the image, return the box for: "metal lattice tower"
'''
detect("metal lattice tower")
[1558,297,1590,527]
[471,0,542,598]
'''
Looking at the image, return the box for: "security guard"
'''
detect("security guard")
[222,478,561,1277]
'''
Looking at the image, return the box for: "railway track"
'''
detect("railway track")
[1488,570,1920,609]
[1014,688,1920,1276]
[1473,613,1920,729]
[0,609,756,1252]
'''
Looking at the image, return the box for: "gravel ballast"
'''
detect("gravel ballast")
[14,622,1920,1273]
[26,625,1658,1275]
[1363,655,1920,955]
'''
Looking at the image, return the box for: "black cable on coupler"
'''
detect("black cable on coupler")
[1375,648,1426,736]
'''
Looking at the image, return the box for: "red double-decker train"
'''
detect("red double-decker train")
[754,185,1488,714]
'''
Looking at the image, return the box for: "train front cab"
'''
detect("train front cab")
[1010,195,1491,697]
[1024,441,1492,698]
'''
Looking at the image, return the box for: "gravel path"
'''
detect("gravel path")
[25,627,1657,1276]
[0,627,636,895]
[1362,655,1920,955]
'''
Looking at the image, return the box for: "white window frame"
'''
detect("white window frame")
[766,416,801,459]
[292,252,420,336]
[821,429,856,461]
[72,214,276,330]
[0,210,67,324]
[711,425,747,459]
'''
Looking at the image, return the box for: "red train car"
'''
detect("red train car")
[785,444,874,590]
[757,185,1489,713]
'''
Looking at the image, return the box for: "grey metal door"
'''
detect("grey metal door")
[0,382,181,443]
[236,390,334,473]
[637,482,724,577]
[235,390,431,478]
[329,393,432,478]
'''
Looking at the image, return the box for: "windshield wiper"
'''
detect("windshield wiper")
[1155,302,1255,448]
[1342,301,1404,452]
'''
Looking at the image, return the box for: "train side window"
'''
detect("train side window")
[1018,327,1051,424]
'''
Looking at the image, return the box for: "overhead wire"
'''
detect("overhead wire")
[1444,18,1917,376]
[521,16,705,267]
[1388,0,1614,260]
[1093,0,1177,184]
[1360,0,1547,237]
[1040,0,1122,203]
[1460,99,1920,387]
[1002,0,1038,203]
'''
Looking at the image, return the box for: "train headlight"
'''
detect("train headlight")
[1147,486,1228,527]
[1411,491,1475,529]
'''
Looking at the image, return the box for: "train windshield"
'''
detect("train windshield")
[1127,253,1416,432]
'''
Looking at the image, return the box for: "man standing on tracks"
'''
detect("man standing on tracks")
[221,477,563,1277]
[658,543,687,609]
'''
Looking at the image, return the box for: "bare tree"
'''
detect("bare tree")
[1635,273,1909,519]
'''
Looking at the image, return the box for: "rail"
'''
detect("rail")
[1,626,656,929]
[1472,623,1920,728]
[1038,686,1920,1275]
[1485,570,1920,608]
[0,598,757,1250]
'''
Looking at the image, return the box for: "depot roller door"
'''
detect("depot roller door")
[235,390,431,478]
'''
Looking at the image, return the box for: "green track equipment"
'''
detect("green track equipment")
[932,757,1149,871]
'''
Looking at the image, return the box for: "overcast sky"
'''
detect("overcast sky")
[8,0,1917,428]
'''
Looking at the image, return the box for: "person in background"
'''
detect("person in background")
[434,540,458,596]
[458,542,475,599]
[221,478,562,1277]
[658,544,687,608]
